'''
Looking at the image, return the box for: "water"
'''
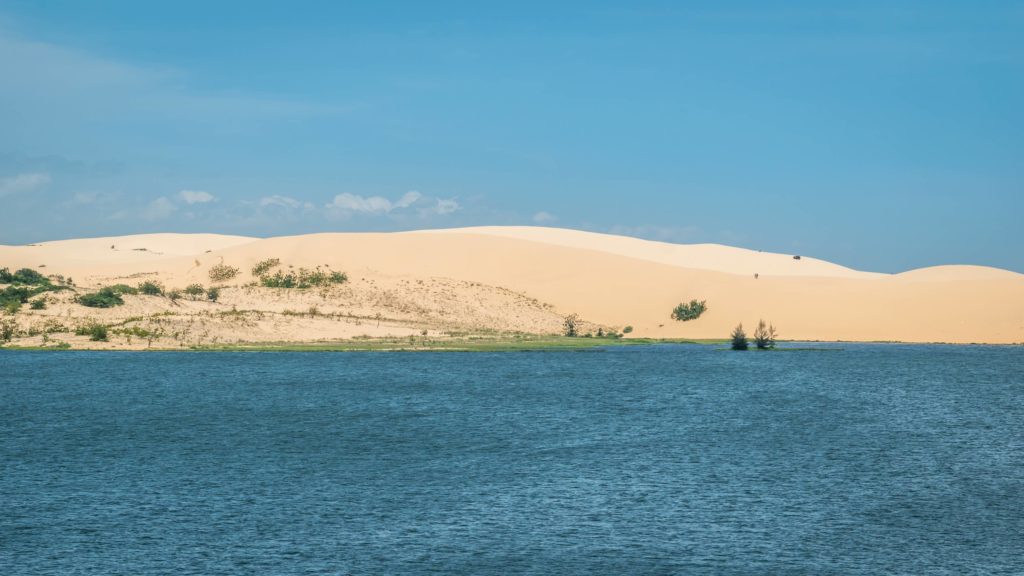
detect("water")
[1,344,1022,575]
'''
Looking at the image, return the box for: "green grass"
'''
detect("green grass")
[188,335,722,352]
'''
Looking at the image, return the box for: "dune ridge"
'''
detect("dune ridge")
[1,227,1022,347]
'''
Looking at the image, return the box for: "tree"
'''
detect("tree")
[563,313,580,337]
[138,281,164,296]
[730,323,748,350]
[184,283,205,300]
[754,319,777,349]
[671,299,707,322]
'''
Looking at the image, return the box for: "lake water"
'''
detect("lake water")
[2,344,1023,574]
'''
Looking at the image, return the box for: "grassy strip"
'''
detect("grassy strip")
[189,336,722,352]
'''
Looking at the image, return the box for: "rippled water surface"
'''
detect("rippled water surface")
[2,344,1023,574]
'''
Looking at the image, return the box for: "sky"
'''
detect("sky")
[1,1,1021,273]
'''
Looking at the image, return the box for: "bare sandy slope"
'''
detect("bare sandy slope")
[2,227,1022,346]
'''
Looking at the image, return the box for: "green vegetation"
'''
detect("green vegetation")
[183,284,205,299]
[75,323,109,341]
[258,267,348,289]
[107,284,139,295]
[730,323,748,350]
[754,319,778,350]
[138,280,164,295]
[167,289,182,303]
[563,313,579,337]
[0,267,48,285]
[622,325,633,334]
[0,267,68,312]
[251,258,280,277]
[206,286,220,302]
[208,263,239,282]
[1,317,16,341]
[191,335,719,352]
[29,299,46,310]
[77,287,125,308]
[671,299,708,322]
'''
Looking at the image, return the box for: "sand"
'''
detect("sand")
[2,227,1022,347]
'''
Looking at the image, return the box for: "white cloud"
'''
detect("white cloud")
[259,195,313,210]
[0,172,51,197]
[140,196,177,220]
[431,198,461,215]
[395,190,422,208]
[325,190,434,216]
[532,211,556,224]
[179,189,214,204]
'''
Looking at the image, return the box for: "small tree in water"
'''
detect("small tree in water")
[730,323,748,350]
[753,319,777,349]
[563,314,579,337]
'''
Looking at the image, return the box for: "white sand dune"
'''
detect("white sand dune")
[2,227,1022,345]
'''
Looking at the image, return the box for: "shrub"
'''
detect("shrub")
[622,325,633,334]
[76,323,108,341]
[730,324,748,351]
[30,299,46,310]
[183,284,205,300]
[563,313,580,337]
[206,286,220,302]
[251,258,280,277]
[208,263,239,283]
[0,286,32,311]
[77,287,124,308]
[138,281,164,296]
[671,299,707,322]
[108,284,139,295]
[0,267,49,286]
[754,319,777,350]
[167,289,182,303]
[260,271,296,288]
[256,265,347,289]
[1,317,16,341]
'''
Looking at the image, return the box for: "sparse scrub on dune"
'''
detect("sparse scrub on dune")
[1,317,16,341]
[167,289,182,303]
[184,284,205,300]
[107,284,139,295]
[259,267,348,289]
[251,258,280,277]
[206,287,220,302]
[208,263,239,283]
[75,322,109,341]
[1,268,68,311]
[77,287,125,308]
[671,299,707,322]
[622,325,633,334]
[563,313,579,337]
[30,299,46,310]
[138,280,164,296]
[0,267,49,286]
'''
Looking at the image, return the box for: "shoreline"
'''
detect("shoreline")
[2,336,1020,352]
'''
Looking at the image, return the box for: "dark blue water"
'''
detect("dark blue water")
[2,345,1023,575]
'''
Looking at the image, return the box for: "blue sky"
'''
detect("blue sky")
[1,1,1021,272]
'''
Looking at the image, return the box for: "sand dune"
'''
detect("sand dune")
[2,227,1022,346]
